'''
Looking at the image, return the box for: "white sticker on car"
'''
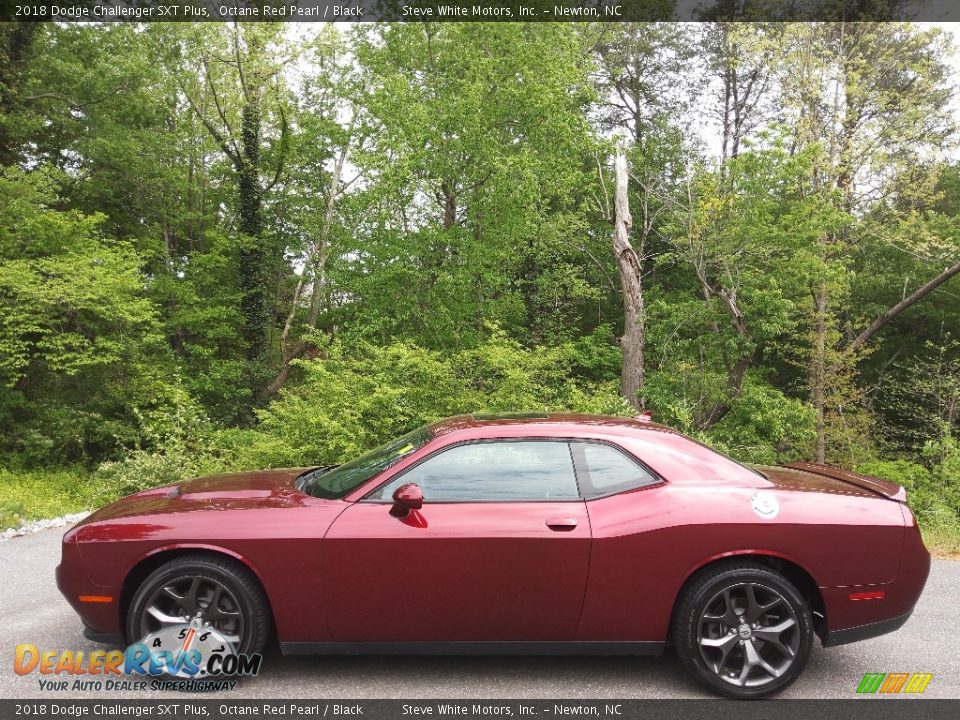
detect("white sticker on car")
[751,491,779,520]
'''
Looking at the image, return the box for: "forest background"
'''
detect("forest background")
[2,20,960,552]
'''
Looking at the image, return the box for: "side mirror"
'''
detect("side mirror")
[392,483,423,511]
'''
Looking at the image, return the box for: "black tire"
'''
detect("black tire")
[126,553,271,662]
[672,561,814,699]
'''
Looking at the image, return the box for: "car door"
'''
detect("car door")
[322,439,591,643]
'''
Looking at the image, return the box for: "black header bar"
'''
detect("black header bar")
[5,0,960,23]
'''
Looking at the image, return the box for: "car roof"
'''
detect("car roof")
[419,413,767,490]
[428,412,680,439]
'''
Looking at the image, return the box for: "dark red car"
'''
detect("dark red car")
[58,413,929,698]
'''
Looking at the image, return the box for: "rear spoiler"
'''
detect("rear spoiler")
[784,462,907,502]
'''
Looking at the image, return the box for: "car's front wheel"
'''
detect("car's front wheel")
[126,553,270,660]
[672,562,814,699]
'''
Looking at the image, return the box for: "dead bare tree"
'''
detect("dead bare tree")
[612,144,645,411]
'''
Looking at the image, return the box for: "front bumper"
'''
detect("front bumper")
[56,531,122,637]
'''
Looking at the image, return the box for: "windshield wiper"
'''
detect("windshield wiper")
[297,466,337,494]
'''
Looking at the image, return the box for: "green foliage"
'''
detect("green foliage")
[237,336,632,469]
[0,166,183,466]
[855,425,960,554]
[642,369,816,464]
[80,336,629,495]
[91,385,226,502]
[2,22,960,559]
[0,468,95,530]
[341,22,602,349]
[706,379,817,464]
[93,450,195,505]
[921,432,960,520]
[858,445,960,545]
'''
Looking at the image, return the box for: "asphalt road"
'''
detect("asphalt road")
[1,524,958,700]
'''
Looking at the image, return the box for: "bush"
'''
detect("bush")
[80,337,631,500]
[91,385,229,504]
[921,432,960,517]
[0,468,95,529]
[94,449,197,504]
[857,454,960,552]
[643,369,816,465]
[231,336,632,469]
[705,378,816,465]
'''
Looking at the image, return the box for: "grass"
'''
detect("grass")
[0,468,101,530]
[920,525,960,559]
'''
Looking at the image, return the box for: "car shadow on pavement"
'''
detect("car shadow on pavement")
[235,644,711,699]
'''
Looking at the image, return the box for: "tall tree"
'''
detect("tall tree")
[592,22,698,409]
[705,23,779,164]
[612,145,644,409]
[156,23,293,377]
[267,26,364,396]
[344,23,599,349]
[0,22,39,164]
[779,22,955,461]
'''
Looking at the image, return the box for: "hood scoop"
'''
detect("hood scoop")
[132,484,181,499]
[179,488,275,501]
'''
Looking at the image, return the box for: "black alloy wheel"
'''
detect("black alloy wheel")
[672,562,814,699]
[126,553,270,665]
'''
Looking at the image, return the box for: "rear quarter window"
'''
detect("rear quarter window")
[572,442,660,498]
[616,432,764,486]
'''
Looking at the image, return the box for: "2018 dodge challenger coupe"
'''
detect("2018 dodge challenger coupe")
[58,413,930,698]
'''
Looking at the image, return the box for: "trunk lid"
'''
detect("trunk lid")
[755,461,906,502]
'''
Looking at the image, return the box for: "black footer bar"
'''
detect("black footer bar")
[3,700,959,720]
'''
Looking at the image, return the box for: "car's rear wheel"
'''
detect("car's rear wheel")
[672,562,813,699]
[126,554,270,660]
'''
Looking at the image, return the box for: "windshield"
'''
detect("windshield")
[298,426,433,499]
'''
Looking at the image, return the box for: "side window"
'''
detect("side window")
[369,441,579,502]
[573,442,659,499]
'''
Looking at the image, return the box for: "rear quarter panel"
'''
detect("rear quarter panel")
[578,481,905,641]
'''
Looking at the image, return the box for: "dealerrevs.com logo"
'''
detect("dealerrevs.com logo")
[14,625,262,692]
[856,673,934,695]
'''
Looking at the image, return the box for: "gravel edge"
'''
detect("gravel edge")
[0,512,91,543]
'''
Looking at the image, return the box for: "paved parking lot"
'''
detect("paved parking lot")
[2,525,957,699]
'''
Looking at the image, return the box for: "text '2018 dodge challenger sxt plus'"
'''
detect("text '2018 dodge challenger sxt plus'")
[57,413,929,698]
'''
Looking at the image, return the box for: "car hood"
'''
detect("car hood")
[79,467,321,523]
[751,462,906,502]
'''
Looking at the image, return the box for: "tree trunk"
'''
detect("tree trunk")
[613,147,645,411]
[0,24,38,165]
[848,260,960,354]
[811,278,829,463]
[237,101,267,363]
[721,63,732,164]
[264,140,351,399]
[698,283,752,430]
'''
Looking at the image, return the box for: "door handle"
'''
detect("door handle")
[545,517,578,531]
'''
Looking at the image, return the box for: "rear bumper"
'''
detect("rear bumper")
[822,611,912,647]
[820,509,929,646]
[82,624,124,646]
